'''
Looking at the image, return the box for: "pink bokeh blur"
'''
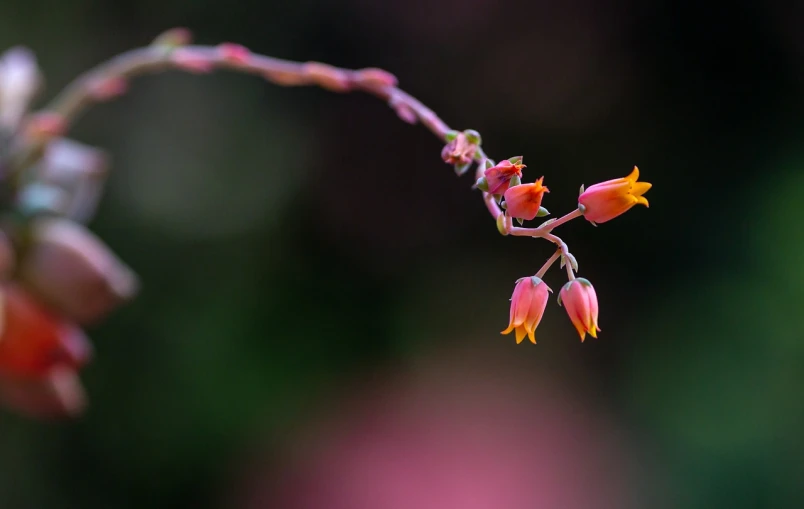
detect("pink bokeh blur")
[230,344,644,509]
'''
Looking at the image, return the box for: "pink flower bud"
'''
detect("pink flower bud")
[502,177,549,220]
[578,166,651,224]
[18,218,138,325]
[440,132,477,166]
[558,278,600,341]
[501,276,551,344]
[217,43,251,66]
[0,46,42,129]
[483,158,525,195]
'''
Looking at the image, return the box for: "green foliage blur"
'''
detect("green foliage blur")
[1,1,803,508]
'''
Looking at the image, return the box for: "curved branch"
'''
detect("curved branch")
[18,37,581,282]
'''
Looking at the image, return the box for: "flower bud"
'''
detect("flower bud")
[18,218,138,324]
[441,132,477,166]
[0,46,42,130]
[558,278,600,341]
[501,276,551,344]
[578,166,651,224]
[483,159,525,195]
[502,177,549,221]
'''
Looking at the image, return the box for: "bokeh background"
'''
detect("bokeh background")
[1,0,803,508]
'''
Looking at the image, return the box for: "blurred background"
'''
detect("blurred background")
[1,0,803,507]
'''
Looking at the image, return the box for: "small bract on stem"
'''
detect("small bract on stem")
[0,27,653,419]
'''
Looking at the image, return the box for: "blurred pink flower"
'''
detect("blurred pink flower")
[230,348,639,509]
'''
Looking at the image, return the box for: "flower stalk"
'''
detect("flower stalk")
[0,27,653,418]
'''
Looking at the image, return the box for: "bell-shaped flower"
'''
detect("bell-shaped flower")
[503,177,549,220]
[558,278,600,341]
[578,166,651,224]
[501,276,551,344]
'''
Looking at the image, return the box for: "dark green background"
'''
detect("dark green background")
[1,0,802,508]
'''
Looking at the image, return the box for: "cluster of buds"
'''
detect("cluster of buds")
[0,28,651,417]
[0,47,138,418]
[443,132,651,344]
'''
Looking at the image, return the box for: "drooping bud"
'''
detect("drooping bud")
[501,276,552,344]
[17,218,138,324]
[0,46,42,130]
[558,278,600,342]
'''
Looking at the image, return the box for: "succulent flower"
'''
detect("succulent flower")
[503,177,549,221]
[578,166,651,224]
[558,278,600,341]
[501,276,551,344]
